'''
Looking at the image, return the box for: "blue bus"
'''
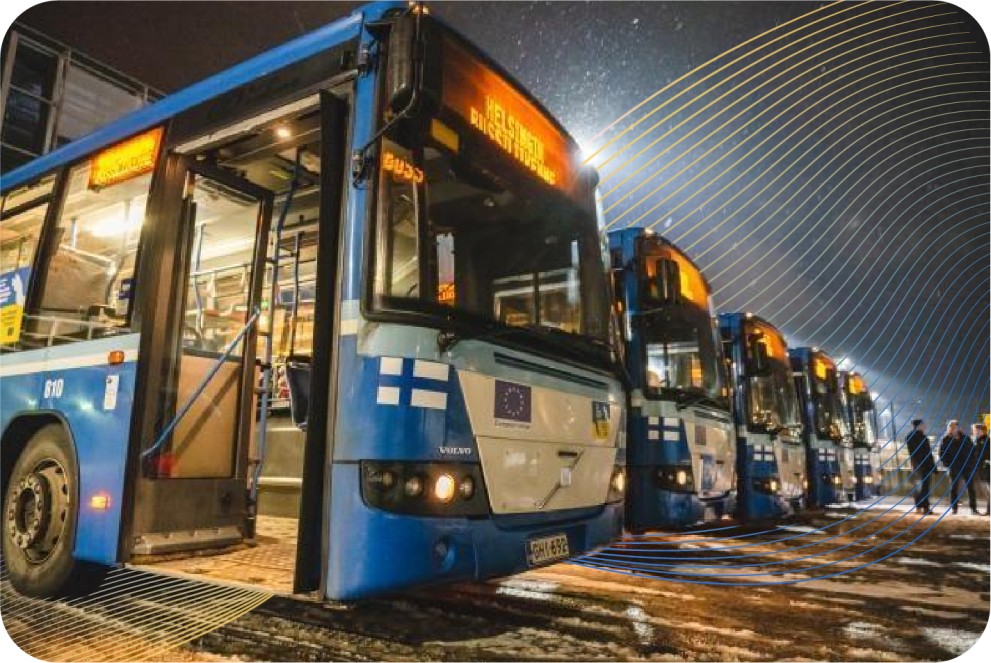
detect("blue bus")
[608,229,735,531]
[789,347,850,507]
[0,1,626,600]
[841,371,877,501]
[719,313,805,520]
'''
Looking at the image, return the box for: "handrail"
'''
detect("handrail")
[141,307,261,462]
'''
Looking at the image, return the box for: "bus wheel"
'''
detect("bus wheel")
[2,424,78,597]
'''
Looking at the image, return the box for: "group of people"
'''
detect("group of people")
[905,419,991,516]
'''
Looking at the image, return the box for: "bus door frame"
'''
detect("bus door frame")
[293,90,350,594]
[123,150,274,554]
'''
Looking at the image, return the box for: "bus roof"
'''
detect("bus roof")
[0,2,403,193]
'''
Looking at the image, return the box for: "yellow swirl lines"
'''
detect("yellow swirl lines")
[661,54,980,248]
[704,96,987,301]
[2,567,272,661]
[54,576,254,657]
[696,97,984,275]
[657,64,974,250]
[599,15,961,230]
[592,0,922,181]
[708,112,986,301]
[722,131,987,311]
[634,38,974,237]
[101,588,269,662]
[582,0,856,161]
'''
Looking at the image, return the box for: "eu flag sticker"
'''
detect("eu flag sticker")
[494,380,531,426]
[592,401,610,439]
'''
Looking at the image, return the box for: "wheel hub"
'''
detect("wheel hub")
[5,459,69,563]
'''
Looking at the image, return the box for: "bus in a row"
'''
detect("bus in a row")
[1,1,877,602]
[0,1,625,600]
[609,227,878,529]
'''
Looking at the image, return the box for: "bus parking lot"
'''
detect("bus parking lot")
[4,502,987,662]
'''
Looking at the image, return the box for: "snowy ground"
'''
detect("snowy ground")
[3,504,987,661]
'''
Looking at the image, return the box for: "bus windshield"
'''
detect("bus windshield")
[372,29,609,363]
[745,321,800,433]
[639,244,724,405]
[851,395,877,448]
[812,354,849,441]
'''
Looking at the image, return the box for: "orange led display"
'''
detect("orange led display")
[846,373,867,395]
[441,35,576,191]
[813,353,835,381]
[748,320,788,360]
[644,244,709,307]
[438,282,456,305]
[89,126,164,189]
[382,150,424,184]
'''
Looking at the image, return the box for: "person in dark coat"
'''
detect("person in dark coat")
[970,423,989,516]
[938,420,978,515]
[905,419,934,514]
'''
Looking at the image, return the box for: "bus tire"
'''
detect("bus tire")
[2,424,79,597]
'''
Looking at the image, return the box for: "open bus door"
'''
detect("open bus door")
[126,157,274,556]
[121,92,350,595]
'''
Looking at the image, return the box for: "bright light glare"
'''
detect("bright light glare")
[434,474,456,502]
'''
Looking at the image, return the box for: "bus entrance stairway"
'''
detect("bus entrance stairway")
[131,411,305,594]
[131,515,298,594]
[254,411,306,519]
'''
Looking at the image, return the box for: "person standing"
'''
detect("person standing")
[905,419,934,514]
[970,423,990,516]
[939,420,978,515]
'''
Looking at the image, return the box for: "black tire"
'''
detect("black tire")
[2,424,79,597]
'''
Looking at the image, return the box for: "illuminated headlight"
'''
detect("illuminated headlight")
[865,476,874,485]
[803,478,809,490]
[657,465,695,492]
[434,474,456,502]
[608,467,626,503]
[752,477,780,494]
[832,476,842,486]
[362,461,488,516]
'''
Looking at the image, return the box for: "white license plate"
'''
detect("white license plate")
[527,533,570,566]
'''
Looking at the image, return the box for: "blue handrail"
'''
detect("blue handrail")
[141,307,261,462]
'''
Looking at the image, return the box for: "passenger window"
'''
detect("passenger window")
[28,163,152,347]
[0,174,55,350]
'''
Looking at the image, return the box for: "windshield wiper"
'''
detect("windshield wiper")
[675,389,720,411]
[438,322,608,360]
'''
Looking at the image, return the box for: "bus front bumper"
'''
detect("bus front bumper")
[326,464,623,600]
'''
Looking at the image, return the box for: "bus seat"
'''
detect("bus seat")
[285,357,311,431]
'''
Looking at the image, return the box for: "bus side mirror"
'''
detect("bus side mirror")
[386,11,440,116]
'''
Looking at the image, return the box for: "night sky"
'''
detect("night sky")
[14,1,991,436]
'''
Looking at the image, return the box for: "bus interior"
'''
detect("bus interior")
[130,102,325,594]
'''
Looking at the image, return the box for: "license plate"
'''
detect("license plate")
[527,533,570,566]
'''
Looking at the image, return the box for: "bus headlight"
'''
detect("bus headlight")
[405,475,424,498]
[657,465,695,492]
[361,461,488,516]
[608,467,626,503]
[865,475,874,485]
[752,477,779,494]
[832,475,842,486]
[434,474,456,502]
